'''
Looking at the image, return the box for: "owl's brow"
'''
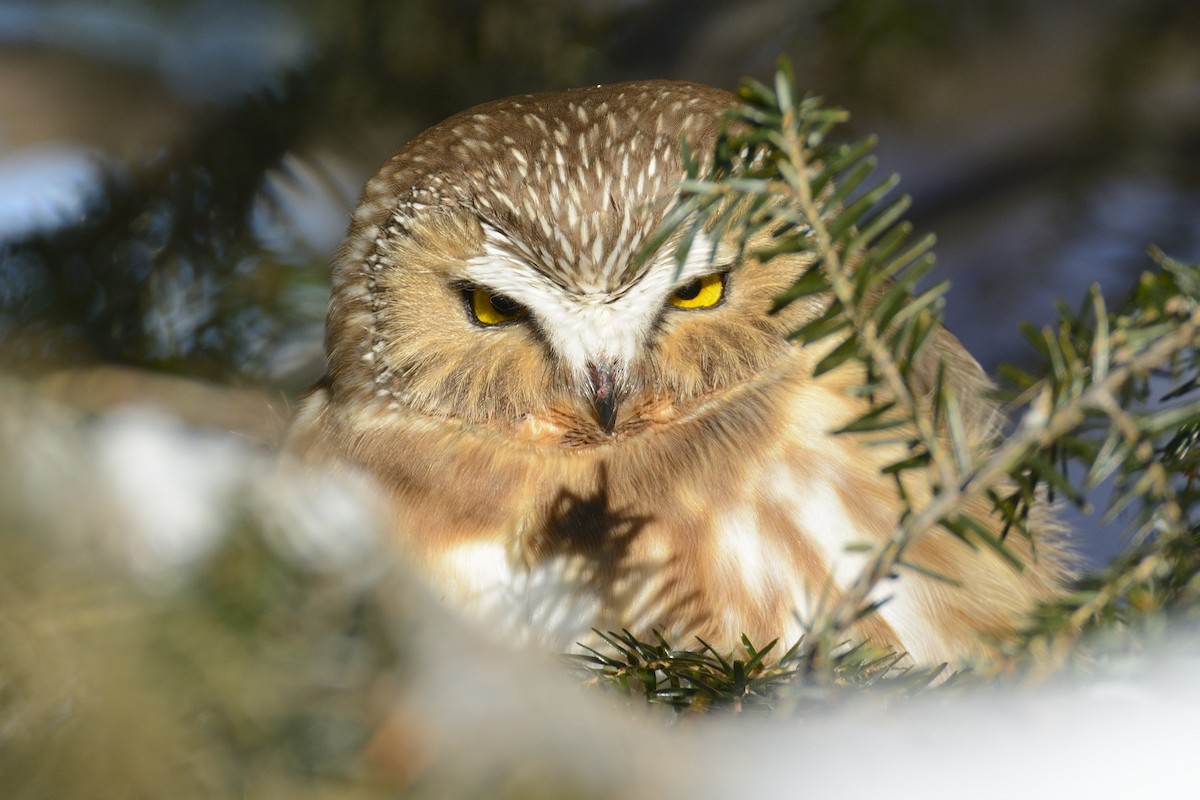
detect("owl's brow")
[472,220,619,296]
[471,214,734,307]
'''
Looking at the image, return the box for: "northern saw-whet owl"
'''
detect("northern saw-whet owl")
[287,80,1069,666]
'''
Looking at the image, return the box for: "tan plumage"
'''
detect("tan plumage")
[287,80,1068,665]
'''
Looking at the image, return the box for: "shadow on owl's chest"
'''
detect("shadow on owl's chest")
[466,401,809,648]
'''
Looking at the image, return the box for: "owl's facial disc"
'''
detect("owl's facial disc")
[464,226,731,433]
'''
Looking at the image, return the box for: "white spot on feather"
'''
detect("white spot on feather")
[442,541,601,650]
[768,472,942,664]
[716,508,770,602]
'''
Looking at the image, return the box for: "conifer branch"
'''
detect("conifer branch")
[639,60,1200,682]
[770,99,959,495]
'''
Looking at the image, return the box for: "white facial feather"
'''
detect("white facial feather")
[464,224,729,387]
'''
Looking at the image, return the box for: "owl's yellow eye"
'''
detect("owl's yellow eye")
[467,287,527,325]
[668,272,725,309]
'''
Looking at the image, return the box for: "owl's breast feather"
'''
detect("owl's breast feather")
[290,358,1066,665]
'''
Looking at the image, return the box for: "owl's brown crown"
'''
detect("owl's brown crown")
[357,80,732,289]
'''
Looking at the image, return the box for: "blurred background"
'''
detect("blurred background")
[1,0,1198,564]
[3,6,1200,796]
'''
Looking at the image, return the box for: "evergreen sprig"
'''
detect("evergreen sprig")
[998,246,1200,668]
[569,629,946,715]
[621,59,1200,686]
[645,60,997,669]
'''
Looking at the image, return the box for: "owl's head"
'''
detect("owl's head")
[325,81,817,445]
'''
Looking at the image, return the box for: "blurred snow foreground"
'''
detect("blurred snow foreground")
[1,377,1197,799]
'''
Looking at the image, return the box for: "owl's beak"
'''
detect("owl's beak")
[587,361,621,435]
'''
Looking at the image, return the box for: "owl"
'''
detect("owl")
[287,80,1068,666]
